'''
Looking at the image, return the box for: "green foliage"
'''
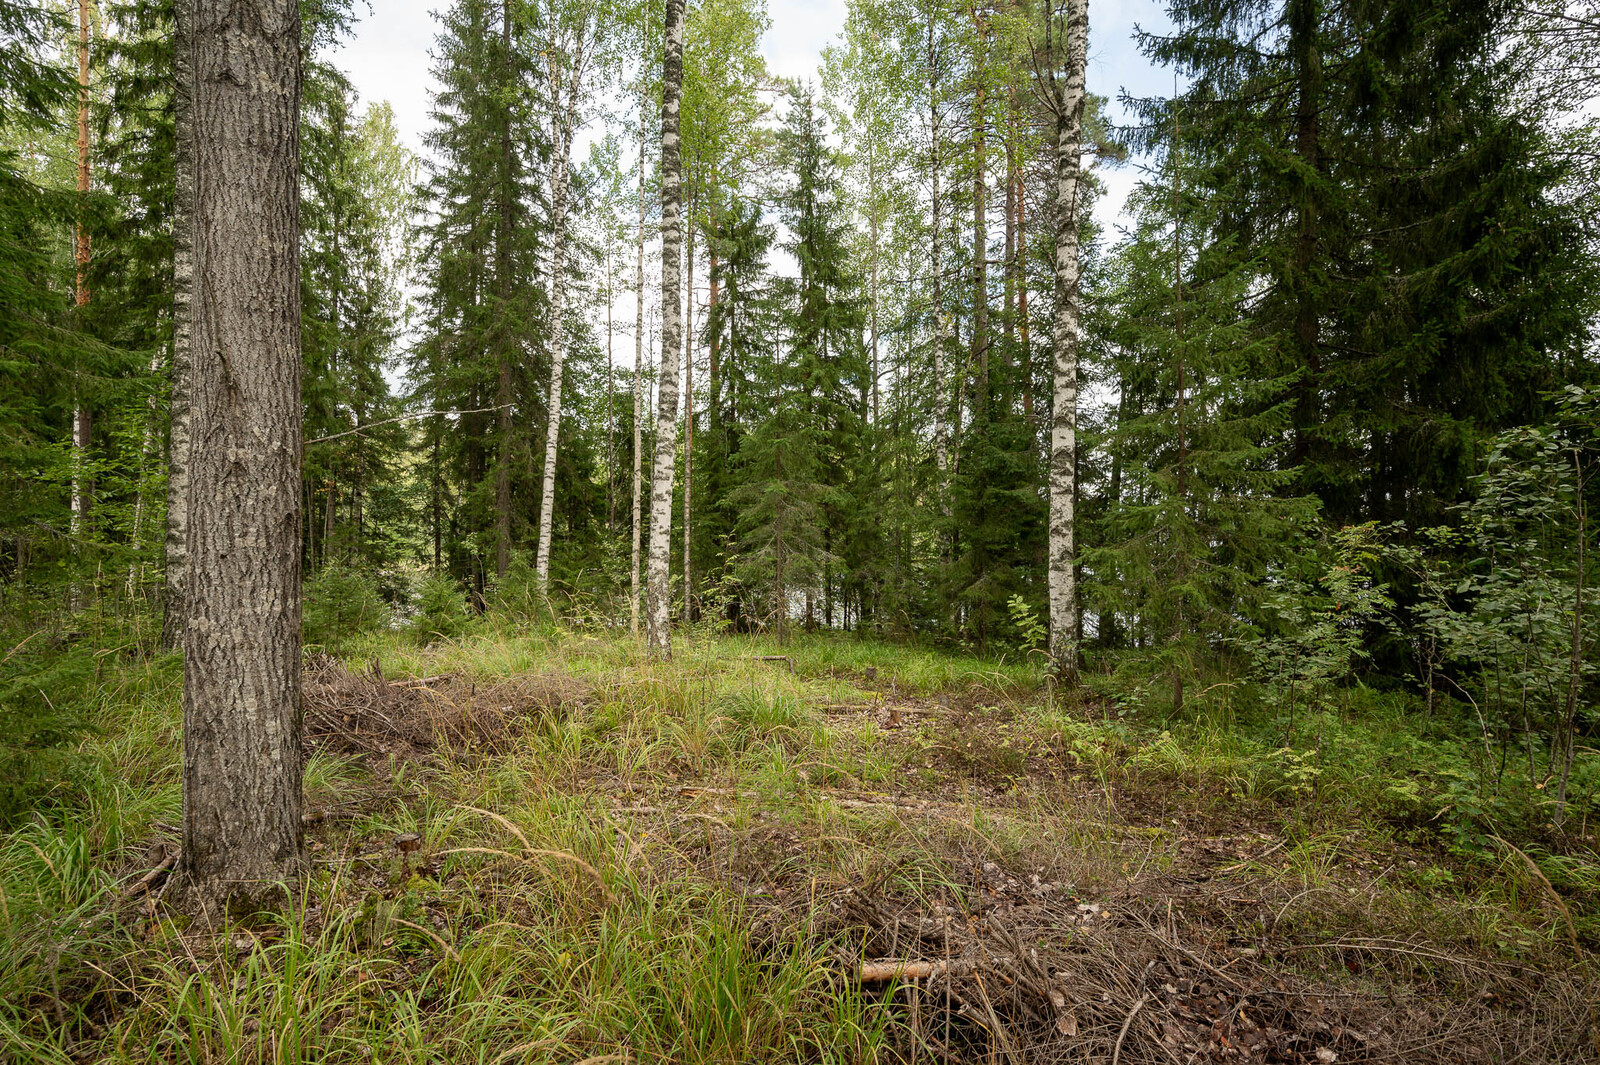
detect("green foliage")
[1249,523,1398,746]
[1130,0,1598,527]
[487,550,552,623]
[303,562,389,648]
[1006,594,1045,654]
[0,631,97,825]
[411,572,470,644]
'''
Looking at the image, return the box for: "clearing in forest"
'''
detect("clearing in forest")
[3,632,1594,1063]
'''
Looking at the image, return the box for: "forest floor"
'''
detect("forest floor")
[2,630,1596,1063]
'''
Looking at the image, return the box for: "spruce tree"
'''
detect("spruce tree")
[1084,177,1319,707]
[775,86,869,630]
[411,0,547,595]
[1132,0,1596,525]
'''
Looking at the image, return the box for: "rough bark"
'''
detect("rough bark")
[646,0,685,658]
[175,0,304,919]
[1045,0,1087,683]
[535,121,573,582]
[162,0,196,649]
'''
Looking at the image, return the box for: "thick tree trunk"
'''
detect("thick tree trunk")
[176,0,304,918]
[646,0,685,657]
[632,131,646,637]
[535,123,573,582]
[162,0,196,649]
[1046,0,1087,683]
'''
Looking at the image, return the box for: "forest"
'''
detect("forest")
[1,0,1599,1060]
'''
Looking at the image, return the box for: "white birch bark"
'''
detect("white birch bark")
[682,216,693,619]
[646,0,685,658]
[534,122,572,582]
[631,130,646,637]
[926,18,949,488]
[162,0,195,650]
[1046,0,1088,681]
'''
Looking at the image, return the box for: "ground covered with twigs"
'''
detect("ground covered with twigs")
[2,631,1595,1063]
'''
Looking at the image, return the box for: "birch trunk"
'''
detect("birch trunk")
[646,0,685,657]
[162,0,195,648]
[631,133,646,637]
[682,216,694,621]
[927,17,949,487]
[70,0,92,604]
[971,66,988,418]
[535,122,572,582]
[176,0,303,918]
[1046,0,1087,682]
[493,2,514,581]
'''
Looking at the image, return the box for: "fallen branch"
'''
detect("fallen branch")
[393,674,452,689]
[859,958,977,983]
[1111,994,1150,1065]
[752,655,793,671]
[123,852,178,898]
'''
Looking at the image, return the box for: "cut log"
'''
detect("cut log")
[392,674,451,689]
[859,958,976,983]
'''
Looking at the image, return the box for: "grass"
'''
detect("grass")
[2,623,1596,1063]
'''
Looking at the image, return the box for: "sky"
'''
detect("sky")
[332,0,1174,234]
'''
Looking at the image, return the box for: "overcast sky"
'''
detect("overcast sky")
[331,0,1174,233]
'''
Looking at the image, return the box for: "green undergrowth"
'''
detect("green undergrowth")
[1,626,1594,1062]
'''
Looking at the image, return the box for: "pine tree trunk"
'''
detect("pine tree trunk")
[535,122,573,583]
[176,0,304,918]
[1046,0,1087,683]
[632,128,646,637]
[162,0,196,649]
[646,0,685,658]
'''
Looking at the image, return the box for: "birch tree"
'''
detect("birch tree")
[1042,0,1086,681]
[632,93,649,635]
[175,0,304,917]
[646,0,685,656]
[161,0,194,647]
[534,0,618,583]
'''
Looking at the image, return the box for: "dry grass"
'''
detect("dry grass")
[1,629,1595,1063]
